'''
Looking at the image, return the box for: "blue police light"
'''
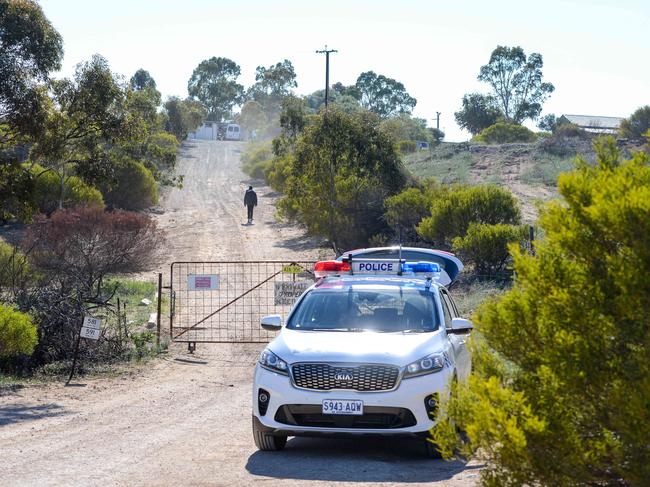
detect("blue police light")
[401,262,441,274]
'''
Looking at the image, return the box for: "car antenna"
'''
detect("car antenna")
[397,242,403,276]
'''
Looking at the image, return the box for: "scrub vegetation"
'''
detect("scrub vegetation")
[433,138,650,486]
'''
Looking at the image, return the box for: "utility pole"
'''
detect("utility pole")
[434,112,441,130]
[316,46,337,110]
[316,45,338,253]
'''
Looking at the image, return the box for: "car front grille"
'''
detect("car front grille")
[274,404,416,429]
[291,363,400,391]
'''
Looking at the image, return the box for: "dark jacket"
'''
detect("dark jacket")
[244,189,258,207]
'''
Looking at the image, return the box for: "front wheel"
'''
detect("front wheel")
[252,417,287,451]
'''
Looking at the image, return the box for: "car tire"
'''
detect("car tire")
[423,439,443,459]
[252,417,287,451]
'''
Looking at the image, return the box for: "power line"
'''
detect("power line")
[315,46,337,110]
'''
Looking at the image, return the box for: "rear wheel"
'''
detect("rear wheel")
[252,417,287,451]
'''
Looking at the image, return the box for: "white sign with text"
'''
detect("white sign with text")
[80,316,102,340]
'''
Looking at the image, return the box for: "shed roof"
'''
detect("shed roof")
[560,114,624,129]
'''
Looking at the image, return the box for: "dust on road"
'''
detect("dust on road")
[0,140,481,486]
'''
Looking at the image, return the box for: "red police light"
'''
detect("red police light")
[314,260,351,277]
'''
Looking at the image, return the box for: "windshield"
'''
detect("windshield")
[286,285,440,332]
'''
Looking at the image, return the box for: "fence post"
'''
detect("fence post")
[529,225,535,255]
[156,272,162,347]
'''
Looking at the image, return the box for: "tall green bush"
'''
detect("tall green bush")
[31,165,104,215]
[417,185,521,247]
[384,180,442,242]
[277,108,406,250]
[0,305,37,358]
[433,138,650,485]
[619,105,650,141]
[452,223,527,275]
[474,122,537,144]
[105,160,158,210]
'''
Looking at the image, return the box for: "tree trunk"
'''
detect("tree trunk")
[58,168,65,210]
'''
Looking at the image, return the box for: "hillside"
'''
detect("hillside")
[402,137,643,222]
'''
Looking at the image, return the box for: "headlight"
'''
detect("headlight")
[403,353,446,379]
[258,348,289,375]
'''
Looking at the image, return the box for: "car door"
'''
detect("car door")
[440,289,471,381]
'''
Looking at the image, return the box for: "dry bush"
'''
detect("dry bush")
[14,206,163,366]
[26,205,162,293]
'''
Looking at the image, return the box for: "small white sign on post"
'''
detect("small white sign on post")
[188,274,219,291]
[80,316,102,341]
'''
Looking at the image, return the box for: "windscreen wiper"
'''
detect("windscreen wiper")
[309,327,350,332]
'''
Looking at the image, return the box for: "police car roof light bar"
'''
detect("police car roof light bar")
[314,259,441,279]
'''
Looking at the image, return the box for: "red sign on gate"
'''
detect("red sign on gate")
[188,274,219,291]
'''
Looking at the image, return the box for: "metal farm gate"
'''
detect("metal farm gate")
[169,261,316,345]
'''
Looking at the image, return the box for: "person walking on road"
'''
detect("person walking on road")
[244,185,258,224]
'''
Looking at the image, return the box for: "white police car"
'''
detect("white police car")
[252,254,472,458]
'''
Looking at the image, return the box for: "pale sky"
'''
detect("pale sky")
[40,0,649,141]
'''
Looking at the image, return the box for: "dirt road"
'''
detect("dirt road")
[0,140,480,486]
[153,140,322,264]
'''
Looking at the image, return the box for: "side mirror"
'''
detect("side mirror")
[261,314,283,331]
[450,317,473,333]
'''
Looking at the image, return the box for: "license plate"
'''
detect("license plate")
[322,399,364,415]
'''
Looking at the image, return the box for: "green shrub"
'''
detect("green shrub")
[130,330,155,359]
[452,223,527,275]
[31,165,104,215]
[474,122,537,144]
[266,155,293,193]
[619,105,650,141]
[539,123,590,156]
[0,305,38,358]
[241,141,274,180]
[398,140,417,154]
[0,241,32,290]
[384,180,443,242]
[368,233,390,247]
[146,131,179,170]
[433,138,650,485]
[105,161,158,210]
[554,122,588,138]
[417,185,521,247]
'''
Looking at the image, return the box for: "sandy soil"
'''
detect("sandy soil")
[0,140,481,486]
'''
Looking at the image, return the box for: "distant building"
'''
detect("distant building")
[558,114,624,134]
[189,121,219,140]
[188,122,242,140]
